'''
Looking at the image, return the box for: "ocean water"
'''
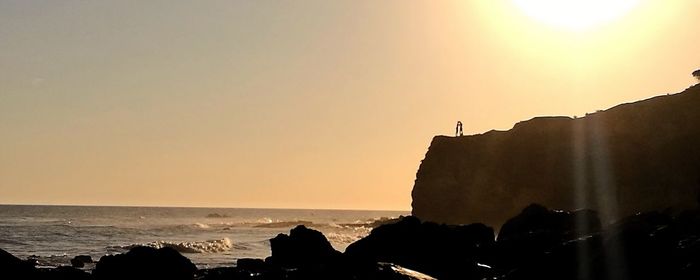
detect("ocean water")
[0,205,406,269]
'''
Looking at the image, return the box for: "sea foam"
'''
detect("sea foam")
[114,237,232,254]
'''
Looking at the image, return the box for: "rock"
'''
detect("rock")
[0,248,39,280]
[494,209,700,280]
[497,204,601,242]
[600,211,678,280]
[38,266,92,280]
[495,203,600,253]
[493,204,601,275]
[70,255,93,268]
[195,267,247,280]
[412,84,700,226]
[93,246,197,280]
[236,258,266,272]
[345,216,494,280]
[267,225,341,268]
[372,262,437,280]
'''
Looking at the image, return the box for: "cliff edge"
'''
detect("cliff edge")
[412,84,700,226]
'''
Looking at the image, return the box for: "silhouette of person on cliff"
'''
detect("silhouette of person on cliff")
[456,121,463,137]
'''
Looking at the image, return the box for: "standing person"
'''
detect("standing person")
[456,121,463,137]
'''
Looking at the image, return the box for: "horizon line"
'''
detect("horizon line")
[0,202,410,213]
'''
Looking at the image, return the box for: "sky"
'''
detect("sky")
[1,0,699,210]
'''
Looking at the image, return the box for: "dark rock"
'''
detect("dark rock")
[412,84,700,226]
[39,266,92,280]
[495,208,700,280]
[345,216,494,280]
[236,258,266,272]
[93,246,197,280]
[1,248,39,280]
[598,211,677,280]
[70,255,93,268]
[674,209,700,235]
[370,262,437,280]
[497,204,601,242]
[267,225,341,268]
[195,267,249,280]
[493,204,601,274]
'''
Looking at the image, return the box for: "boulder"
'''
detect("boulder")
[0,248,39,279]
[497,204,601,242]
[267,225,341,268]
[93,246,196,280]
[494,209,700,280]
[70,255,93,268]
[236,258,266,272]
[345,216,494,280]
[493,204,601,274]
[38,266,92,280]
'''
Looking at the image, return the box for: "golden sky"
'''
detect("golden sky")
[1,0,699,210]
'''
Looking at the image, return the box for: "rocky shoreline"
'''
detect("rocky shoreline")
[2,204,699,280]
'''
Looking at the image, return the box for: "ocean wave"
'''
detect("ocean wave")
[249,217,398,230]
[338,216,402,229]
[253,220,314,228]
[205,213,230,218]
[193,223,211,229]
[149,223,214,232]
[0,238,28,246]
[325,232,366,245]
[111,238,232,254]
[27,254,71,268]
[156,216,401,231]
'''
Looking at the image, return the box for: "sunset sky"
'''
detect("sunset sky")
[1,1,699,210]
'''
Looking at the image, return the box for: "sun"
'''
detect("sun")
[512,0,640,31]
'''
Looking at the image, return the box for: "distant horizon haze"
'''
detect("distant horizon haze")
[0,202,408,212]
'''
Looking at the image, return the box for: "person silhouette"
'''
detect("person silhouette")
[456,121,463,137]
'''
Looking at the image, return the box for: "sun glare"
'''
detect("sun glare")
[512,0,640,31]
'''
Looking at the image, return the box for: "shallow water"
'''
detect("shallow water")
[0,205,406,268]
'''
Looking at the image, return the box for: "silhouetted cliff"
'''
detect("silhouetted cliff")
[412,84,700,226]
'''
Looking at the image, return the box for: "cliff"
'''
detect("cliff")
[412,84,700,226]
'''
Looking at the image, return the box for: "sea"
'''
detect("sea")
[0,205,407,269]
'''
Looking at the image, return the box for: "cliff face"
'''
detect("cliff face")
[412,84,700,226]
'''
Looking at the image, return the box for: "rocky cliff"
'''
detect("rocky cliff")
[412,84,700,226]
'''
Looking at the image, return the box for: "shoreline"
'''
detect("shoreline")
[0,203,410,213]
[3,203,699,280]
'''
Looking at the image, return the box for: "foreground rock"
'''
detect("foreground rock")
[71,255,93,268]
[93,246,196,280]
[412,83,700,226]
[491,205,700,280]
[1,248,91,280]
[494,204,601,272]
[267,225,342,268]
[0,248,39,279]
[345,216,494,280]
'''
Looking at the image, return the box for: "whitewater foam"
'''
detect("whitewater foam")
[193,223,211,229]
[0,205,407,268]
[113,238,233,254]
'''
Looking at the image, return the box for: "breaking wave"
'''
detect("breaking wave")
[111,238,232,254]
[143,216,401,233]
[253,220,315,228]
